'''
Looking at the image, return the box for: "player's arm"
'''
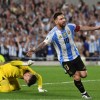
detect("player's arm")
[31,41,47,53]
[25,67,42,88]
[79,25,100,31]
[35,73,43,89]
[27,41,47,57]
[35,73,47,92]
[27,31,53,57]
[10,60,34,66]
[26,66,47,92]
[23,66,42,87]
[74,25,100,32]
[18,65,43,89]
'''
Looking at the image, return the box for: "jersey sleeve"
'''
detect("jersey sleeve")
[10,60,32,66]
[10,60,23,66]
[35,73,43,88]
[43,32,54,45]
[68,23,76,31]
[67,23,80,36]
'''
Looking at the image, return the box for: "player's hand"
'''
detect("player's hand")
[99,26,100,29]
[26,51,33,57]
[38,88,47,93]
[97,26,100,30]
[26,47,36,57]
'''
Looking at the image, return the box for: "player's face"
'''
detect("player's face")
[55,14,66,29]
[23,72,31,84]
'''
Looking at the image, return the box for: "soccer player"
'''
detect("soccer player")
[0,60,47,92]
[27,12,100,99]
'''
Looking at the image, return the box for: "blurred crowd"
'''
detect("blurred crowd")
[0,0,100,61]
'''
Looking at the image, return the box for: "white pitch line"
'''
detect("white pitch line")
[21,79,100,86]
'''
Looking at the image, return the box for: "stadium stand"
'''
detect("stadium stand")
[0,0,100,62]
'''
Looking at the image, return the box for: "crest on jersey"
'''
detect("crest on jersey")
[59,35,63,39]
[67,30,70,34]
[62,32,67,38]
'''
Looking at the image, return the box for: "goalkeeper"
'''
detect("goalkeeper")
[0,60,47,92]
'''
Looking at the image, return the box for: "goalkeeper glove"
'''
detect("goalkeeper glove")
[23,60,35,66]
[38,87,47,92]
[27,60,35,65]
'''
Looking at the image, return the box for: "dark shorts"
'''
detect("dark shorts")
[62,56,86,77]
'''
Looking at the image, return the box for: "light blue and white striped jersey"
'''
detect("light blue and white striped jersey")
[44,23,80,63]
[89,40,97,53]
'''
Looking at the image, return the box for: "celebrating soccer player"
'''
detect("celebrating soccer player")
[27,12,100,99]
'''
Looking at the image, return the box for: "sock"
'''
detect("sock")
[74,80,85,93]
[82,91,87,95]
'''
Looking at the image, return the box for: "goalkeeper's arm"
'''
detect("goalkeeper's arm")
[10,60,34,66]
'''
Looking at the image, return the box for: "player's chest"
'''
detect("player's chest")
[55,31,72,44]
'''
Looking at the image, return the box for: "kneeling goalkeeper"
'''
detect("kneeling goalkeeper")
[0,60,47,92]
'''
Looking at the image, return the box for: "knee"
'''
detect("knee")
[80,72,87,78]
[81,74,87,78]
[0,87,11,92]
[73,75,81,81]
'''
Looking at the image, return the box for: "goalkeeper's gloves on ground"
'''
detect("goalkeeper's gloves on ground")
[23,60,35,66]
[38,87,47,92]
[27,60,35,65]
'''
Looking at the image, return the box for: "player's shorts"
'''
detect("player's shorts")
[62,56,86,77]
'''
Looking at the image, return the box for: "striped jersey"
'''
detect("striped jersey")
[89,41,97,53]
[44,23,80,63]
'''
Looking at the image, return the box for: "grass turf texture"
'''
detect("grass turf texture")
[0,65,100,100]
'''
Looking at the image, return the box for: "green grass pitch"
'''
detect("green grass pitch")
[0,65,100,100]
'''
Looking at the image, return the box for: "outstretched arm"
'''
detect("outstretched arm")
[24,66,47,92]
[27,41,47,57]
[10,60,34,66]
[31,41,47,52]
[24,67,43,88]
[80,26,100,31]
[36,73,47,92]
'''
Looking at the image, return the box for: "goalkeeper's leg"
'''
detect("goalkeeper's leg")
[8,78,21,91]
[0,78,11,92]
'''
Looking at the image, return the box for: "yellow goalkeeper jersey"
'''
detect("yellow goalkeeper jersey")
[0,60,42,88]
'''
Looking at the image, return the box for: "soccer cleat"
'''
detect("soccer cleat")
[82,93,92,100]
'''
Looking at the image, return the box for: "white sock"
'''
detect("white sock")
[81,91,87,95]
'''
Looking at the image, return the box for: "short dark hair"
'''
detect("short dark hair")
[27,75,37,87]
[53,12,63,20]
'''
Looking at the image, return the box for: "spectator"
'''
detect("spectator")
[0,0,100,61]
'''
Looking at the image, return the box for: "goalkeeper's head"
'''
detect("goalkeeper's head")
[23,70,37,87]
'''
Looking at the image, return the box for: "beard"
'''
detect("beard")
[59,22,66,29]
